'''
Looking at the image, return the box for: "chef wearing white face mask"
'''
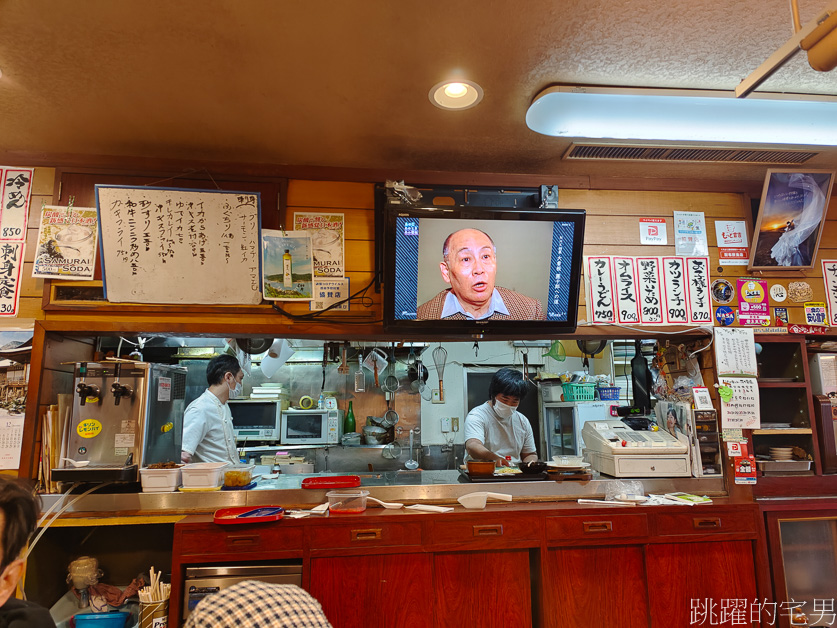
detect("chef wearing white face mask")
[181,354,245,465]
[464,367,538,467]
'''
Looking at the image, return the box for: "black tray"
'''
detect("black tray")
[458,469,549,483]
[51,464,138,483]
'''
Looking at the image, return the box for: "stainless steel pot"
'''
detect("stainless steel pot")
[362,425,388,445]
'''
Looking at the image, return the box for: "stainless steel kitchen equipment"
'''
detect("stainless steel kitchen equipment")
[183,563,302,619]
[52,361,188,482]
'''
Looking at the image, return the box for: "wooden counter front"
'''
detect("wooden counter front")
[169,500,760,628]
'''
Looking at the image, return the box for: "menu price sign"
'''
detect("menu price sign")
[662,256,688,324]
[636,257,663,324]
[613,257,639,324]
[685,257,711,324]
[0,167,33,241]
[585,256,616,324]
[0,243,25,317]
[821,259,837,326]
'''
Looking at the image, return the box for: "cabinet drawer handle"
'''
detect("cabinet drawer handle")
[473,524,503,537]
[227,534,259,547]
[351,528,382,541]
[583,521,613,533]
[694,517,721,529]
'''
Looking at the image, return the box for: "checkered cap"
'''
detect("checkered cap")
[184,580,333,628]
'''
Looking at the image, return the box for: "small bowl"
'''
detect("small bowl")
[518,461,547,474]
[466,460,496,477]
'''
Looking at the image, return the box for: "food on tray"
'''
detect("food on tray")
[224,469,253,487]
[147,461,180,469]
[494,467,522,475]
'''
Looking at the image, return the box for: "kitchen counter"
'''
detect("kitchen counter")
[41,468,726,516]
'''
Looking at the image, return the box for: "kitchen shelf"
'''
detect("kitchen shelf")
[756,381,808,389]
[753,428,813,435]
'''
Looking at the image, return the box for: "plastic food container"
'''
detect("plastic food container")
[139,465,182,493]
[181,462,229,488]
[466,460,496,477]
[540,382,563,402]
[73,611,130,627]
[326,489,369,514]
[224,463,255,487]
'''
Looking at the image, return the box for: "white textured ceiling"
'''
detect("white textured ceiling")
[0,0,835,186]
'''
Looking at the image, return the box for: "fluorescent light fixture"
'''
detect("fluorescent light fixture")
[429,79,484,110]
[526,86,837,146]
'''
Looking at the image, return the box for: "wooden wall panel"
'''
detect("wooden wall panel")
[286,180,375,209]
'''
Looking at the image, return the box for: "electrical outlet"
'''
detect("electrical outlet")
[431,389,443,404]
[440,417,451,433]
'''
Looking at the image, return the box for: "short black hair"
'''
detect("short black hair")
[488,368,528,402]
[206,354,242,387]
[0,477,39,570]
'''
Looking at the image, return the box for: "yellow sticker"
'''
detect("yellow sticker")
[161,422,174,433]
[76,419,102,438]
[85,396,99,404]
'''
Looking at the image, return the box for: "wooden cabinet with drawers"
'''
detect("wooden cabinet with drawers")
[169,502,760,628]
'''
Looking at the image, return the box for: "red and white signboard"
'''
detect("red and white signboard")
[714,220,749,266]
[788,323,828,335]
[639,218,667,245]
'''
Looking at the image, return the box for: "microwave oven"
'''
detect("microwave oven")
[280,408,343,445]
[227,400,282,442]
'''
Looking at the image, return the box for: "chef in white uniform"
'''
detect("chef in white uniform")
[464,367,538,466]
[181,354,244,464]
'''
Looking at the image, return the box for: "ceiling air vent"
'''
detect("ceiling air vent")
[564,143,818,165]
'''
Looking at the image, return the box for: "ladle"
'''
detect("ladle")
[61,458,90,468]
[405,429,419,470]
[366,496,404,509]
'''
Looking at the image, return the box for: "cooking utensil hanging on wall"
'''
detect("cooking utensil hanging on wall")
[432,344,447,402]
[381,391,399,429]
[381,344,399,393]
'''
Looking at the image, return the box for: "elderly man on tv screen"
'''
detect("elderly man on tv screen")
[416,228,546,321]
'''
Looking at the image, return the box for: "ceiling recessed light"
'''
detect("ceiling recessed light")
[429,79,483,110]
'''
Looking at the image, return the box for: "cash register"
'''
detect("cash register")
[582,420,690,478]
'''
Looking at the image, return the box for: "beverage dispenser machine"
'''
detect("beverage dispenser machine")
[53,361,188,482]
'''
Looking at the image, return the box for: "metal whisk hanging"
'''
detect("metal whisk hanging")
[432,343,447,402]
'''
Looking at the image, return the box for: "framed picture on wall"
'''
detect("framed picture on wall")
[749,169,835,270]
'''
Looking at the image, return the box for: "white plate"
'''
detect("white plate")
[547,461,591,470]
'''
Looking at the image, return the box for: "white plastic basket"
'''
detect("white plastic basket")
[139,466,182,493]
[180,462,229,488]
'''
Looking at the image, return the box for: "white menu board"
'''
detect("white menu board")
[685,257,712,324]
[636,257,663,325]
[613,257,639,324]
[822,259,837,327]
[96,185,262,304]
[661,256,688,324]
[585,256,616,324]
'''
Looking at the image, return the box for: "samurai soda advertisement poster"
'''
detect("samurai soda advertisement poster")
[32,206,99,280]
[261,230,313,301]
[293,212,344,277]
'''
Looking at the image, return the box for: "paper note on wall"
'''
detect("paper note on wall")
[612,257,639,324]
[821,259,837,326]
[0,167,33,241]
[685,257,712,324]
[662,256,688,324]
[636,257,663,325]
[96,186,262,304]
[718,377,760,429]
[714,328,758,377]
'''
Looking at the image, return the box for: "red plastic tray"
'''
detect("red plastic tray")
[213,506,285,525]
[301,475,361,489]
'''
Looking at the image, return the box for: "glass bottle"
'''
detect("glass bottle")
[283,249,293,288]
[345,401,356,434]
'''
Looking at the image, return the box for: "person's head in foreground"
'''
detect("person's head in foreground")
[440,228,497,313]
[0,476,39,607]
[488,368,528,419]
[184,580,332,628]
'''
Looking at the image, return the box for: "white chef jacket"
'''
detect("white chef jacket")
[464,400,537,464]
[181,389,239,464]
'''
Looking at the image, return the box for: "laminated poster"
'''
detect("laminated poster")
[673,211,708,257]
[293,212,344,278]
[0,167,33,241]
[262,230,313,301]
[718,376,760,429]
[33,205,99,280]
[310,278,350,312]
[737,278,770,326]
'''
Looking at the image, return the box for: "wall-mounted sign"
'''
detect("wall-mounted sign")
[788,281,813,303]
[804,302,828,326]
[736,278,770,326]
[788,323,827,335]
[821,260,837,326]
[673,211,708,256]
[715,306,735,326]
[639,217,667,245]
[714,219,749,265]
[774,307,788,326]
[769,284,787,303]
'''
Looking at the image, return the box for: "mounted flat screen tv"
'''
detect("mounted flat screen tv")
[384,205,586,336]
